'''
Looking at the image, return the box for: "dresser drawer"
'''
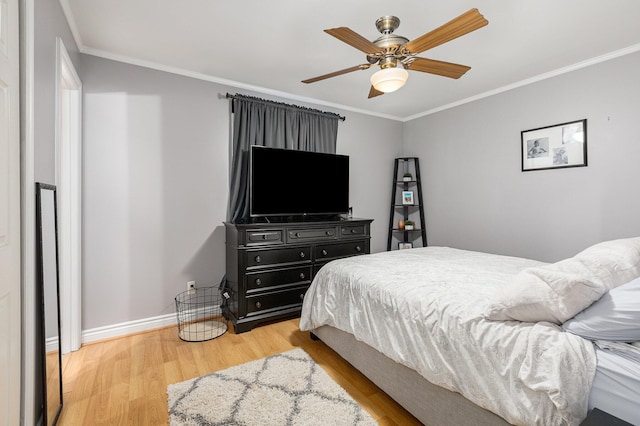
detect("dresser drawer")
[246,246,311,268]
[246,266,312,292]
[246,285,309,315]
[315,240,366,261]
[340,224,367,237]
[287,226,337,242]
[246,229,284,245]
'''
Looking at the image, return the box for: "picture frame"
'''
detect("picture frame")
[402,190,414,205]
[521,119,587,172]
[398,242,413,250]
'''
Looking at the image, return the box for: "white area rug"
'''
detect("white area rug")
[167,348,377,426]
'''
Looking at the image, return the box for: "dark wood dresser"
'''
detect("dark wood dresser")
[223,218,373,333]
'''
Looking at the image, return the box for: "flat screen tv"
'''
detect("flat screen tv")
[250,145,349,218]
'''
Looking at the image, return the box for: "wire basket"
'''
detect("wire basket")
[175,286,227,342]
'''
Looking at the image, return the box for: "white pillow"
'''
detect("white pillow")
[484,237,640,324]
[562,277,640,341]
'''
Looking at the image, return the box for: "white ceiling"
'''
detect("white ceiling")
[62,0,640,121]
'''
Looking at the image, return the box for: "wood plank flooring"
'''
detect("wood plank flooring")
[58,318,422,425]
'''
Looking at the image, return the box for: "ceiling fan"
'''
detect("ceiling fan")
[302,8,488,98]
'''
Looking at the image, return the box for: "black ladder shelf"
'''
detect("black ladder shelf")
[387,157,427,251]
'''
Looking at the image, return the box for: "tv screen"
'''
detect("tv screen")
[250,146,349,218]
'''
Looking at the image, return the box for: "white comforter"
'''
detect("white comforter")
[300,247,597,426]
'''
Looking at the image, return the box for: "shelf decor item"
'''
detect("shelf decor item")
[398,219,405,229]
[521,119,587,171]
[402,191,414,205]
[404,220,414,230]
[398,242,413,249]
[403,172,413,181]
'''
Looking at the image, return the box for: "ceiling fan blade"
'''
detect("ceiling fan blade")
[403,8,488,54]
[302,64,370,84]
[368,86,384,98]
[408,57,471,79]
[325,27,382,54]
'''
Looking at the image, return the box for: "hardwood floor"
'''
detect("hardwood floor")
[58,318,422,425]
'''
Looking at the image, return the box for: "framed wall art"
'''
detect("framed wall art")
[402,191,414,205]
[521,119,587,171]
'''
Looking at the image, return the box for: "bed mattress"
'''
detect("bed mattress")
[589,343,640,424]
[300,247,597,426]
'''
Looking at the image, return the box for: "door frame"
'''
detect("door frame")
[55,36,82,353]
[20,0,37,424]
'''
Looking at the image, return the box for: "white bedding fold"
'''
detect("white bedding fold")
[300,247,597,426]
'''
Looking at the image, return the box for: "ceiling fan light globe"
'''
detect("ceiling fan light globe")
[370,67,409,93]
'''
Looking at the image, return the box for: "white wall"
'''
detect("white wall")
[404,51,640,262]
[80,54,402,330]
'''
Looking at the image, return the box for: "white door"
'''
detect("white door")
[0,0,22,424]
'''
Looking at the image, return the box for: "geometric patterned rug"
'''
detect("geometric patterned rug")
[167,348,378,425]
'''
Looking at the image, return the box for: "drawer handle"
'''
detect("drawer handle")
[355,246,362,252]
[295,232,301,237]
[299,251,306,258]
[300,293,304,300]
[255,278,262,286]
[321,249,328,256]
[326,231,332,236]
[255,301,262,309]
[255,255,261,263]
[351,229,356,234]
[262,234,267,240]
[299,273,305,279]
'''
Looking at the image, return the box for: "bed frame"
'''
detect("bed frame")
[312,325,510,426]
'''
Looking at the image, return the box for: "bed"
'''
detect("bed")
[299,238,640,425]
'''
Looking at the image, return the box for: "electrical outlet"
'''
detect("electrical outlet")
[187,281,196,291]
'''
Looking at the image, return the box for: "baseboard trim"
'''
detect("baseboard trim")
[80,306,224,344]
[81,312,178,344]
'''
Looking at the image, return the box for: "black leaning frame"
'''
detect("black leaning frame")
[35,183,63,426]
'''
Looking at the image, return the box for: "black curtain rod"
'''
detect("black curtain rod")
[226,93,345,121]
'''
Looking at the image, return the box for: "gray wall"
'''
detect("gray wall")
[32,0,81,422]
[34,0,80,183]
[403,51,640,262]
[80,54,401,330]
[336,111,403,249]
[63,4,640,333]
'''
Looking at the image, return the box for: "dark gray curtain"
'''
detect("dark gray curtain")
[228,94,341,223]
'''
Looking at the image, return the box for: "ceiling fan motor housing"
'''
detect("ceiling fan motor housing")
[375,16,401,34]
[371,15,410,67]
